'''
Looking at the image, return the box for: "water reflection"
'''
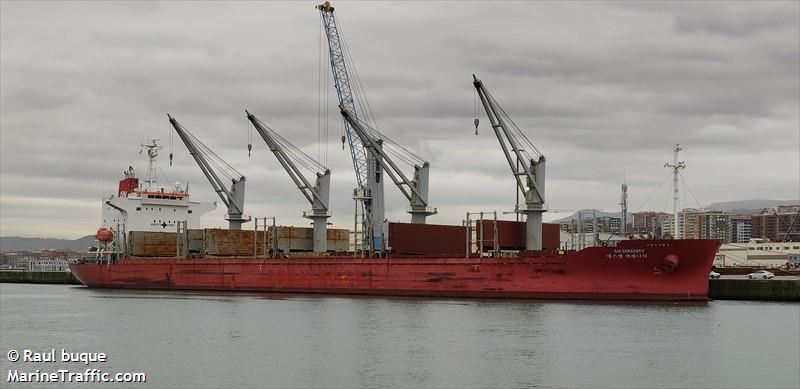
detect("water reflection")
[1,284,797,389]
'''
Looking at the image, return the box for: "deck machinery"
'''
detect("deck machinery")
[246,110,332,253]
[472,75,547,250]
[317,1,435,253]
[167,114,249,230]
[340,108,436,225]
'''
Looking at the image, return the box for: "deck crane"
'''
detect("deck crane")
[318,1,436,251]
[340,107,436,225]
[472,75,547,250]
[245,110,332,253]
[317,1,383,249]
[167,114,249,229]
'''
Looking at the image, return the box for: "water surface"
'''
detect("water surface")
[1,284,798,388]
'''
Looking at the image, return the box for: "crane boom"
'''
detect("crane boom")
[167,114,249,229]
[472,75,546,250]
[317,1,367,187]
[317,1,384,251]
[340,107,436,224]
[246,110,331,252]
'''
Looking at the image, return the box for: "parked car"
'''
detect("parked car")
[709,271,721,279]
[747,270,774,279]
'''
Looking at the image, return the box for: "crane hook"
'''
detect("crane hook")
[341,135,346,150]
[169,152,173,166]
[474,118,479,135]
[247,143,252,158]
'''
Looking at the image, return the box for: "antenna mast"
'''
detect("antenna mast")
[140,139,163,191]
[620,179,628,236]
[664,144,686,238]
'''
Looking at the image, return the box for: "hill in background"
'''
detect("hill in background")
[0,235,95,252]
[706,199,797,215]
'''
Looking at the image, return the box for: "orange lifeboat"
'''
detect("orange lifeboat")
[95,228,114,242]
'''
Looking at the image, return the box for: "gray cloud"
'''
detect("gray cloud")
[1,1,798,238]
[673,3,798,37]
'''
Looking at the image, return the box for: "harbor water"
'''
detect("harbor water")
[1,283,798,388]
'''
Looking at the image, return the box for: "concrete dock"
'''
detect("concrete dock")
[0,270,80,284]
[709,277,800,302]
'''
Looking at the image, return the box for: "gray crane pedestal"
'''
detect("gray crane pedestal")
[409,207,438,224]
[523,205,546,251]
[305,213,331,253]
[225,215,250,231]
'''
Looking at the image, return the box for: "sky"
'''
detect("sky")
[1,1,798,239]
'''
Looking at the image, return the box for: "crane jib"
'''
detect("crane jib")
[318,6,368,189]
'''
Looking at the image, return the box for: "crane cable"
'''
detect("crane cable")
[633,171,673,213]
[317,21,322,166]
[324,35,330,165]
[337,14,377,129]
[169,128,172,166]
[679,170,702,208]
[247,119,252,158]
[337,16,425,169]
[473,89,479,135]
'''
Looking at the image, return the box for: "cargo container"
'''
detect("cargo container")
[388,223,466,257]
[476,221,560,250]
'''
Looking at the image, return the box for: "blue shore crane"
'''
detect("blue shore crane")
[317,1,383,251]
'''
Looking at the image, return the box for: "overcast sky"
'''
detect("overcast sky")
[1,1,798,239]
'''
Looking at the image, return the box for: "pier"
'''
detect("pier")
[709,278,800,302]
[0,270,79,285]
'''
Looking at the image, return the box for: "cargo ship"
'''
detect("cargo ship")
[71,144,720,301]
[70,3,719,300]
[71,239,719,301]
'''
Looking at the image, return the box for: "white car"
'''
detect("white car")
[747,270,774,280]
[709,271,721,279]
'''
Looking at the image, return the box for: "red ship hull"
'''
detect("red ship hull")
[70,239,720,301]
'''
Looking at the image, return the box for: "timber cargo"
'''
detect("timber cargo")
[127,228,349,257]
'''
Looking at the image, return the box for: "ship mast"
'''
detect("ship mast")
[664,144,685,239]
[620,178,628,236]
[140,139,163,191]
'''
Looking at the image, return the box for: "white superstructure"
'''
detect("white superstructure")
[101,140,216,233]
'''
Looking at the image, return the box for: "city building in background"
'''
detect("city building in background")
[751,205,800,242]
[679,209,730,241]
[631,211,672,237]
[0,250,82,270]
[560,216,622,234]
[730,215,753,243]
[596,217,621,234]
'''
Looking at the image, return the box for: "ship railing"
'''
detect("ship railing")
[464,211,500,259]
[404,206,438,215]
